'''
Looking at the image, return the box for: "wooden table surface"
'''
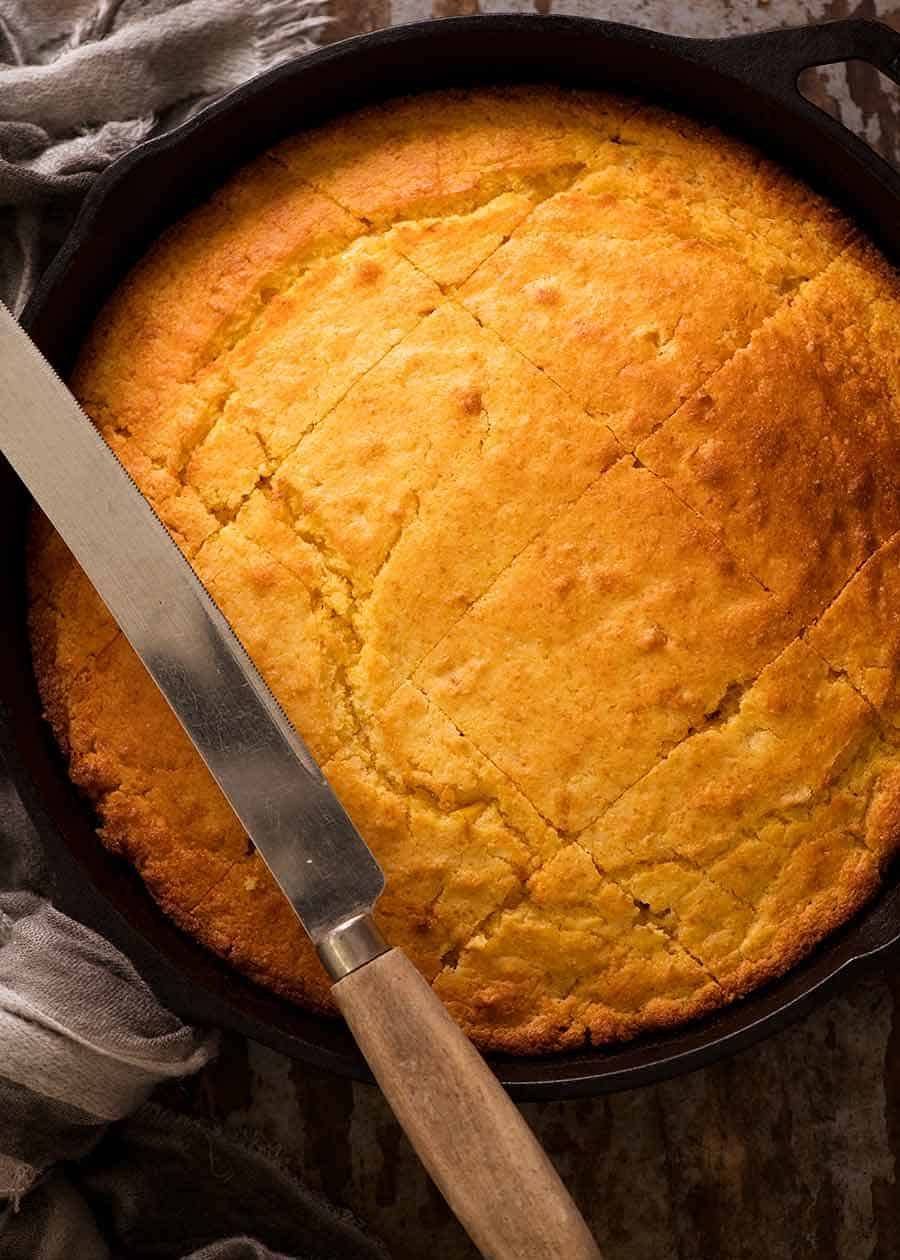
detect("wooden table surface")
[168,5,900,1257]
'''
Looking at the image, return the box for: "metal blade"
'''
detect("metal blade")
[0,303,384,945]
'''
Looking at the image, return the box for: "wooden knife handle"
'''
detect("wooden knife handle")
[333,948,601,1260]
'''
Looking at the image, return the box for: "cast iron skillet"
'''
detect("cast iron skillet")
[2,16,900,1100]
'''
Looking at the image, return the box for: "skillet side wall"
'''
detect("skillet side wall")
[3,16,899,1098]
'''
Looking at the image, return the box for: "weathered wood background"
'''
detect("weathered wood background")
[168,5,900,1257]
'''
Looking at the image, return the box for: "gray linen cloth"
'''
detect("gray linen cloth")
[0,0,330,312]
[0,3,388,1257]
[0,804,388,1260]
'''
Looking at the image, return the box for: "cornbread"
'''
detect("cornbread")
[28,87,900,1053]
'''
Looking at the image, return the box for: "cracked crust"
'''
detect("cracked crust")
[639,244,900,622]
[415,459,800,833]
[27,87,900,1053]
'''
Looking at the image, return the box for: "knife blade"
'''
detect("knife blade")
[0,301,385,971]
[0,300,601,1260]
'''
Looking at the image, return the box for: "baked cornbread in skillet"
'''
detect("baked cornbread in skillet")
[28,87,900,1053]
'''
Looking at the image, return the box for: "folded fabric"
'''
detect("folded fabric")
[0,890,216,1212]
[0,893,388,1260]
[0,0,329,312]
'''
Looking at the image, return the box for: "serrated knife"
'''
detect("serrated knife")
[0,303,600,1260]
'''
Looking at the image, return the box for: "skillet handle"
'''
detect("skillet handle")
[695,18,900,100]
[685,18,892,128]
[332,947,601,1260]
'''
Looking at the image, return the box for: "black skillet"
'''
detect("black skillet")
[2,15,899,1100]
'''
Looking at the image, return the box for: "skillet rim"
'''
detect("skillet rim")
[5,13,900,1099]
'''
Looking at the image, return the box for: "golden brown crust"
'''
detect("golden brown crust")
[27,87,900,1053]
[432,844,725,1054]
[585,639,896,996]
[808,532,900,732]
[639,243,900,622]
[272,86,639,227]
[416,459,799,833]
[457,105,854,449]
